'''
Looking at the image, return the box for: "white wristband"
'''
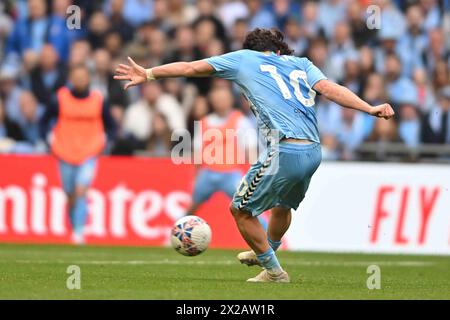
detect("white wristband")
[146,68,155,81]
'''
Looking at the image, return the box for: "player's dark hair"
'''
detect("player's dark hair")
[243,28,294,55]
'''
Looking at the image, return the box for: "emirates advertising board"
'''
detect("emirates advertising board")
[0,156,449,255]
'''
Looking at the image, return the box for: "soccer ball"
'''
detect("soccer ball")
[170,215,212,256]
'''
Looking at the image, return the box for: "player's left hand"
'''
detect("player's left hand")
[370,103,395,120]
[114,57,147,90]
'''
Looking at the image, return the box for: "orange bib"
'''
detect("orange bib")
[200,110,245,172]
[51,87,105,164]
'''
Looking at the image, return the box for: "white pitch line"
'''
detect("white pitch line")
[11,259,435,267]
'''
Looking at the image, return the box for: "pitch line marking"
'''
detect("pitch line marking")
[11,259,435,267]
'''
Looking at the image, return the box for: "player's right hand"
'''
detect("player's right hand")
[114,57,147,90]
[370,103,395,120]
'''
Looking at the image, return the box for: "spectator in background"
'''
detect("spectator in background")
[0,64,22,124]
[6,0,71,64]
[18,49,39,89]
[167,0,197,26]
[341,52,362,95]
[17,90,44,147]
[366,116,403,145]
[397,98,421,148]
[328,22,355,82]
[373,22,402,75]
[347,0,376,48]
[361,73,387,136]
[397,5,427,77]
[195,0,227,40]
[73,0,103,19]
[269,0,301,31]
[0,0,449,162]
[284,16,307,55]
[342,52,377,149]
[191,18,223,94]
[187,95,210,138]
[316,98,341,137]
[167,25,202,63]
[318,0,346,39]
[115,0,153,28]
[123,81,184,148]
[246,0,276,30]
[321,134,339,161]
[104,30,124,60]
[68,40,92,68]
[87,11,111,50]
[230,19,249,51]
[413,68,435,113]
[146,28,169,67]
[359,46,375,77]
[162,78,197,117]
[53,0,86,44]
[376,0,406,36]
[432,60,450,93]
[362,117,404,161]
[384,53,418,108]
[50,0,80,61]
[91,48,128,111]
[30,44,67,109]
[165,25,206,97]
[306,37,332,79]
[123,81,161,144]
[145,112,174,157]
[105,0,135,44]
[422,28,449,74]
[134,21,155,47]
[0,2,13,62]
[194,17,226,56]
[151,0,173,33]
[443,7,450,50]
[300,0,320,39]
[218,0,249,30]
[335,107,368,160]
[205,38,226,58]
[0,97,24,153]
[418,0,441,31]
[421,86,450,144]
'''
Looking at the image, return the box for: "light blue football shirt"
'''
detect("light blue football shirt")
[205,49,327,143]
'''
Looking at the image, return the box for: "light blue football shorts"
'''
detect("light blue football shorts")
[59,157,98,194]
[192,169,243,204]
[232,141,322,216]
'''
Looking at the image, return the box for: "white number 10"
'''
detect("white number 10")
[260,64,316,107]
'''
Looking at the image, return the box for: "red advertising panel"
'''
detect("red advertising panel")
[0,155,248,248]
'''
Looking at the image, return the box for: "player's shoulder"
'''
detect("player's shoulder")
[296,56,312,64]
[237,49,259,55]
[280,55,312,68]
[211,49,256,65]
[230,49,259,58]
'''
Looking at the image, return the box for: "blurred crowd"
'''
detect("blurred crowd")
[0,0,449,161]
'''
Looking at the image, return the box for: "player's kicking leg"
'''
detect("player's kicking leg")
[231,141,321,282]
[238,206,291,266]
[230,206,290,283]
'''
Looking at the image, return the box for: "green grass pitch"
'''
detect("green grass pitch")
[0,244,449,299]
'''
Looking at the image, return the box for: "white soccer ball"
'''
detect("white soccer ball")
[170,215,212,256]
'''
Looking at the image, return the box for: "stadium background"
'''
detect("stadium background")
[0,0,449,255]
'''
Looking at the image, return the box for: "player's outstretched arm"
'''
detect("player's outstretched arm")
[114,57,214,90]
[313,79,395,120]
